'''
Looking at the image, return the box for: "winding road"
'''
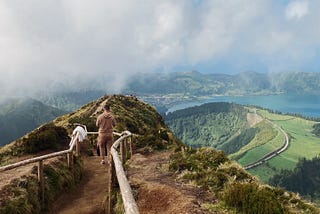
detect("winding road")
[244,118,290,170]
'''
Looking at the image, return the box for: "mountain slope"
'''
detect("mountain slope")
[165,102,250,149]
[0,98,67,146]
[0,95,319,213]
[165,101,320,203]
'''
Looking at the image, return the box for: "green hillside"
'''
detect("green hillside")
[165,102,250,149]
[246,110,320,181]
[165,102,320,203]
[1,95,318,213]
[0,98,66,146]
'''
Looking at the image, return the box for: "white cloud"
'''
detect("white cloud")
[285,0,309,20]
[0,0,320,98]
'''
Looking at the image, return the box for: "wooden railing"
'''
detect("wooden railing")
[89,130,139,214]
[0,126,139,214]
[0,131,82,203]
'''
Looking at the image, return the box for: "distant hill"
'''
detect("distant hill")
[0,90,105,146]
[124,70,320,95]
[36,90,106,111]
[0,98,66,146]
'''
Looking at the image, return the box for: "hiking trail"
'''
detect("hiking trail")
[48,154,109,214]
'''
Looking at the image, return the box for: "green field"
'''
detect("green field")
[238,109,320,182]
[230,120,282,162]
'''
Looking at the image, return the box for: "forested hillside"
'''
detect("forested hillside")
[0,98,66,146]
[165,102,252,151]
[270,157,320,203]
[166,102,320,205]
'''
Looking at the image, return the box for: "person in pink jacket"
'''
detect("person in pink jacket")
[96,103,116,165]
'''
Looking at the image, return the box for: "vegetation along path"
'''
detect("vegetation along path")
[127,150,214,214]
[244,116,290,170]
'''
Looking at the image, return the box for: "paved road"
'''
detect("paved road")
[244,118,290,170]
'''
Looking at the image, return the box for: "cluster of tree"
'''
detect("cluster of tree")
[312,123,320,136]
[269,156,320,200]
[165,102,250,150]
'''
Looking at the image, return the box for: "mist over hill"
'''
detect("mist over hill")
[124,71,320,96]
[36,90,106,111]
[1,70,320,147]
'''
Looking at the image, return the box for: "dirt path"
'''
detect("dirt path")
[49,155,109,214]
[127,150,215,214]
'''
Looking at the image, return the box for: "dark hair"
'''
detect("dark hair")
[104,103,110,111]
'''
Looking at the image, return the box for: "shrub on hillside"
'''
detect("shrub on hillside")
[0,157,82,213]
[0,176,41,214]
[169,147,229,172]
[169,147,231,190]
[23,123,69,154]
[135,129,170,152]
[222,182,285,214]
[312,123,320,137]
[68,116,97,132]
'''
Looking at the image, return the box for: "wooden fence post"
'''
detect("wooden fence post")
[120,140,126,163]
[38,160,44,204]
[107,159,115,214]
[129,137,133,159]
[67,152,73,168]
[76,139,80,156]
[124,138,128,161]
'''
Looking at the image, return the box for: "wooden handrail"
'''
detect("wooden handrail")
[111,131,139,214]
[0,132,80,172]
[89,130,139,214]
[0,128,139,214]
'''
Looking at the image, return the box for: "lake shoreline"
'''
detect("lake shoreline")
[165,94,320,119]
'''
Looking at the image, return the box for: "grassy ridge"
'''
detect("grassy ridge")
[0,95,180,213]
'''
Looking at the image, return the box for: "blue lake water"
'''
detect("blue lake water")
[167,94,320,118]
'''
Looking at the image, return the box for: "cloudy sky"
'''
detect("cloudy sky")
[0,0,319,96]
